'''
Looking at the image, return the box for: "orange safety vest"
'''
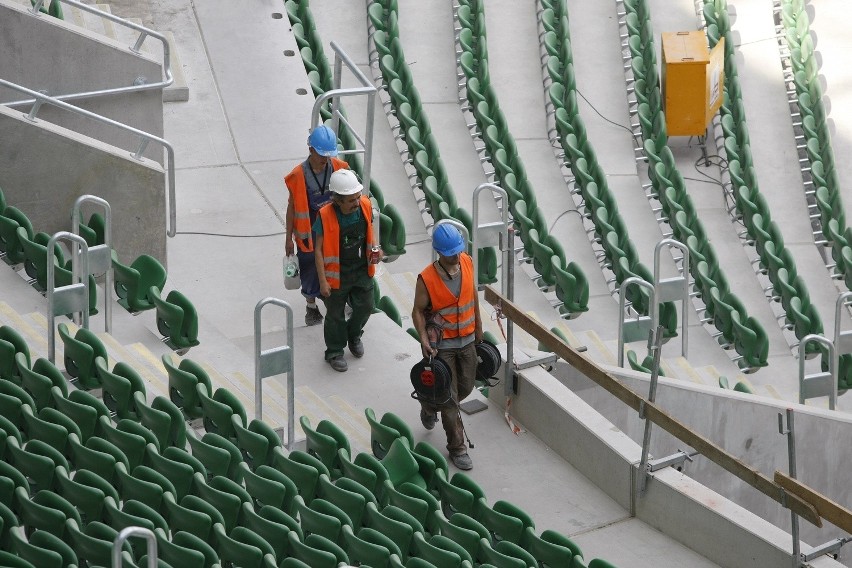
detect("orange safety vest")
[285,157,349,252]
[419,253,476,339]
[319,196,375,289]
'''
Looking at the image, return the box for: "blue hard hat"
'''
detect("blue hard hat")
[432,224,465,256]
[307,125,339,157]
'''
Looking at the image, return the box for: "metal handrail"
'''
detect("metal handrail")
[0,79,177,237]
[472,183,509,294]
[653,238,689,358]
[5,0,173,108]
[71,195,113,332]
[47,232,89,363]
[112,526,157,567]
[617,276,656,368]
[254,298,295,449]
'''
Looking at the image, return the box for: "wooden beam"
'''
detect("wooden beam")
[484,285,822,527]
[775,472,851,533]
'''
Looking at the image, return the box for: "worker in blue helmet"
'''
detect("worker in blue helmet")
[284,125,350,325]
[411,223,482,470]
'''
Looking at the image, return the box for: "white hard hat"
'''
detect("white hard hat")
[329,169,363,195]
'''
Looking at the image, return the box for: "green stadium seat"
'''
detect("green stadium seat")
[58,322,108,390]
[112,253,167,312]
[150,287,201,351]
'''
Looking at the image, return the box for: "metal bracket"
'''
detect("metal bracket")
[514,353,558,370]
[648,450,698,472]
[802,536,851,563]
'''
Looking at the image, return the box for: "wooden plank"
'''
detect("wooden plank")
[775,472,850,533]
[483,285,822,527]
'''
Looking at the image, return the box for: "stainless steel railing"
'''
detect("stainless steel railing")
[0,79,177,237]
[5,0,173,108]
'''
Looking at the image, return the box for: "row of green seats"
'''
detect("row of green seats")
[285,0,408,262]
[546,0,678,324]
[774,0,852,285]
[0,187,199,352]
[623,0,769,370]
[369,1,497,281]
[704,0,831,365]
[457,0,589,312]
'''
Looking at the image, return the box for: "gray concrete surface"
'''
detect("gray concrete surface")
[0,104,167,264]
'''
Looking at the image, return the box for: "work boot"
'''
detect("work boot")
[348,338,364,358]
[327,355,348,372]
[420,410,437,431]
[305,305,323,326]
[451,452,473,470]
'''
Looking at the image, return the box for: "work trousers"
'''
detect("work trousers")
[421,340,477,456]
[322,270,374,360]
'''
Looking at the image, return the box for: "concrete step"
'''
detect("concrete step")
[0,302,51,358]
[580,330,617,366]
[95,332,168,399]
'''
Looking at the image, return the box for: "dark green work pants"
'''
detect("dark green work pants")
[322,270,375,361]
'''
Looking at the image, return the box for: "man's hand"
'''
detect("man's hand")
[285,238,294,257]
[319,280,332,298]
[421,339,437,359]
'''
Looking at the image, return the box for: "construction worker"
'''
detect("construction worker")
[284,124,350,326]
[412,224,483,470]
[314,169,378,372]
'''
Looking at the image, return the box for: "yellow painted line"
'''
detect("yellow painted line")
[96,333,167,400]
[327,395,373,452]
[130,343,168,377]
[581,330,616,365]
[231,370,312,431]
[762,384,783,400]
[674,357,704,384]
[552,321,583,350]
[0,303,49,352]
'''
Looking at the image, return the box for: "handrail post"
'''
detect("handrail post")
[254,298,295,449]
[112,526,157,567]
[47,232,89,363]
[779,409,803,568]
[617,277,655,368]
[71,195,113,332]
[637,325,665,496]
[653,238,689,358]
[472,183,509,293]
[798,334,836,410]
[309,42,378,253]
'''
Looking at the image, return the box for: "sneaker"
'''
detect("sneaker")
[420,410,437,430]
[327,355,348,372]
[348,338,364,358]
[451,452,473,470]
[305,305,323,326]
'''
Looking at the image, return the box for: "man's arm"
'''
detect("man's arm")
[314,232,331,297]
[284,192,295,257]
[412,276,436,358]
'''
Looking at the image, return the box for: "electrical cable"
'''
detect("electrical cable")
[575,87,641,147]
[175,230,285,238]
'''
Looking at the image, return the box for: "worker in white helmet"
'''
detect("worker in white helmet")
[313,169,380,372]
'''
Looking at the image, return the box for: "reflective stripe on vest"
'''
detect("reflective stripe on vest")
[284,158,348,252]
[319,196,375,289]
[419,253,476,339]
